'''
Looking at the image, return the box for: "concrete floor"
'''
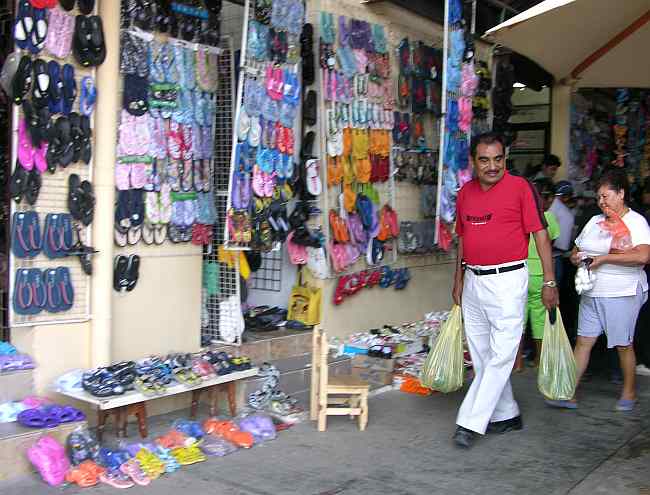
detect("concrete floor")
[2,370,649,495]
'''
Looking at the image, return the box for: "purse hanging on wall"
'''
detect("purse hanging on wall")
[287,267,321,326]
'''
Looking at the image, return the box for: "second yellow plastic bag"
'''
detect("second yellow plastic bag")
[419,305,464,393]
[538,309,577,400]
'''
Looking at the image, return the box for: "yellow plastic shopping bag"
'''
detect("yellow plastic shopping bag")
[420,305,464,393]
[538,309,577,400]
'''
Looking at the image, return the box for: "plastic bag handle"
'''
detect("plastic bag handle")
[549,308,557,325]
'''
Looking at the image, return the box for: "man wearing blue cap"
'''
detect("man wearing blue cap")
[550,180,576,285]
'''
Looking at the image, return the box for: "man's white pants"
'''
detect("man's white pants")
[456,264,528,435]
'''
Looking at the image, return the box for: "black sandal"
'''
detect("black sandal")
[113,255,129,292]
[31,59,50,108]
[67,173,84,221]
[25,169,41,206]
[79,179,95,226]
[10,163,28,203]
[88,15,103,60]
[125,254,140,292]
[12,55,32,105]
[78,0,95,15]
[79,115,92,164]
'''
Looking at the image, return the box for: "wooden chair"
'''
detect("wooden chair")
[310,327,369,431]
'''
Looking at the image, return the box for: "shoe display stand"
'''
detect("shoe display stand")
[9,3,99,327]
[113,26,220,249]
[58,367,258,441]
[435,0,491,246]
[201,37,245,347]
[224,0,306,252]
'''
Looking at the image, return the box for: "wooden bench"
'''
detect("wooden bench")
[58,368,258,441]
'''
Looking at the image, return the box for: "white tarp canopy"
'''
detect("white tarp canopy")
[484,0,650,88]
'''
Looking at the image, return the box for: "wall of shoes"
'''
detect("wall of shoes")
[225,0,305,253]
[113,1,223,295]
[436,0,492,253]
[8,0,105,326]
[221,1,496,320]
[392,36,442,259]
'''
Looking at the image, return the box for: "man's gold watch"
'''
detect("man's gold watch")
[543,280,557,288]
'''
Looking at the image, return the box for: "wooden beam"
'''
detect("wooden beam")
[571,9,650,79]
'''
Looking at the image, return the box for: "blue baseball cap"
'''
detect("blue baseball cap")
[554,180,574,196]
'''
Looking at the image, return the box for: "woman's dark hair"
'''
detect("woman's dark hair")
[598,168,630,203]
[470,131,505,159]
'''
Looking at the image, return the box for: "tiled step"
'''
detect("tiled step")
[0,370,34,403]
[0,420,86,482]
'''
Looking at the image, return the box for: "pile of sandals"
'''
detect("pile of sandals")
[247,363,302,416]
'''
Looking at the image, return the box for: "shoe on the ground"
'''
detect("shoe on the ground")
[544,399,578,409]
[615,399,636,412]
[636,364,650,376]
[453,426,475,448]
[486,415,523,434]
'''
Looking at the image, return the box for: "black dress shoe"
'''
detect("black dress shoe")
[453,426,475,448]
[486,415,523,434]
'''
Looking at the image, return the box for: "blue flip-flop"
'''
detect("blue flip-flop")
[29,8,48,54]
[79,76,97,116]
[12,269,33,315]
[27,268,46,315]
[13,0,33,51]
[544,399,578,410]
[379,265,394,288]
[25,211,42,258]
[55,267,74,312]
[43,268,62,313]
[11,212,29,258]
[59,213,74,253]
[62,64,76,115]
[47,61,63,114]
[42,213,58,259]
[615,399,636,412]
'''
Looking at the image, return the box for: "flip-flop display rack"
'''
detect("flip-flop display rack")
[9,1,103,326]
[569,89,650,194]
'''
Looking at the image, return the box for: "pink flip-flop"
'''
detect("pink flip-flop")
[18,119,34,170]
[120,459,150,486]
[252,166,265,197]
[33,142,48,173]
[99,470,134,489]
[115,162,131,191]
[130,162,147,189]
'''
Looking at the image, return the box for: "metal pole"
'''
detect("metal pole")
[434,0,450,245]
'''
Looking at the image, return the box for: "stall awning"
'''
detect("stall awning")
[484,0,650,88]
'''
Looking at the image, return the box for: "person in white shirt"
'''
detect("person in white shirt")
[549,180,576,284]
[546,169,650,412]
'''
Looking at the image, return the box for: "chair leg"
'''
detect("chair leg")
[317,405,327,432]
[359,393,368,431]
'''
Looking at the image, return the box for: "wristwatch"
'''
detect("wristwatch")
[543,280,558,288]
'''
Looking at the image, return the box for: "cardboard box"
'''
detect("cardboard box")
[351,355,395,372]
[351,367,393,387]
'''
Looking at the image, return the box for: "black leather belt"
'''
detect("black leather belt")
[466,263,525,276]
